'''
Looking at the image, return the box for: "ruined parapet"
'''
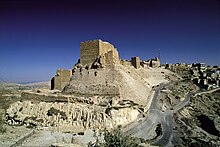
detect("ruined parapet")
[143,57,160,68]
[63,67,121,96]
[131,57,141,69]
[64,64,156,105]
[80,39,119,67]
[150,57,160,68]
[99,40,119,65]
[120,60,132,67]
[51,69,72,90]
[21,91,95,104]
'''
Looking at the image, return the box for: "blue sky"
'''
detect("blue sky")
[0,0,219,83]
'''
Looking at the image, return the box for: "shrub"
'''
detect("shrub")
[89,126,142,147]
[47,107,67,120]
[0,112,6,133]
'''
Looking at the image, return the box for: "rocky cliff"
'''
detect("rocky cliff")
[6,99,140,132]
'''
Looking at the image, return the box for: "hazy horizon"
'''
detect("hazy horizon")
[0,0,219,83]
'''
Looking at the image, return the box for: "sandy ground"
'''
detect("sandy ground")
[0,126,33,147]
[0,125,96,147]
[18,128,95,147]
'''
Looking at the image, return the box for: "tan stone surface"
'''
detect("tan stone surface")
[0,126,33,147]
[64,64,175,106]
[51,69,72,90]
[80,39,119,66]
[143,58,160,68]
[131,57,141,69]
[80,40,100,65]
[6,100,140,131]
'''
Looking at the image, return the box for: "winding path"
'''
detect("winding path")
[123,81,219,147]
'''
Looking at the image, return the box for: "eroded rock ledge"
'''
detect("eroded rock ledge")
[5,98,142,133]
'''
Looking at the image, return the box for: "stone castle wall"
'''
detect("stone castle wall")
[99,41,114,56]
[51,39,160,91]
[143,58,160,68]
[131,57,141,69]
[99,41,119,65]
[120,60,132,67]
[80,40,119,66]
[51,69,72,90]
[63,67,120,96]
[80,40,100,65]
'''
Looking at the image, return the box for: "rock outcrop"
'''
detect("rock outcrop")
[5,100,141,132]
[175,89,220,146]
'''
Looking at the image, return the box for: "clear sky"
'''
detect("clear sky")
[0,0,219,83]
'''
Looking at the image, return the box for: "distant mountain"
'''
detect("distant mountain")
[23,81,50,87]
[0,81,50,90]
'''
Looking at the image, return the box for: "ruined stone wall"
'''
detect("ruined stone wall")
[120,60,132,67]
[99,41,114,56]
[104,51,114,65]
[104,50,119,65]
[131,57,141,69]
[63,67,120,96]
[52,77,60,90]
[142,58,160,68]
[51,69,72,90]
[99,41,119,64]
[57,69,72,77]
[80,40,99,65]
[80,40,119,66]
[151,60,160,68]
[21,91,94,104]
[111,49,119,64]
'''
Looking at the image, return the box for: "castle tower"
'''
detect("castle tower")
[80,39,119,66]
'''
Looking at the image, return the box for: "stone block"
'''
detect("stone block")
[51,69,72,90]
[131,57,141,69]
[79,39,119,67]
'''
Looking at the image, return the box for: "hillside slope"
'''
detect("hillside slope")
[63,64,178,106]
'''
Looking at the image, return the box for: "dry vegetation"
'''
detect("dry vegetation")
[0,83,22,133]
[175,90,220,146]
[0,82,50,133]
[89,126,143,147]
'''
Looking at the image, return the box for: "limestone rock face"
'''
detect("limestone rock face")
[5,100,140,132]
[110,108,140,126]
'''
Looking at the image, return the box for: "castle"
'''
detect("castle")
[7,40,174,132]
[51,39,160,90]
[80,39,119,66]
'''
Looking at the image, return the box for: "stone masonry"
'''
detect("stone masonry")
[51,69,72,90]
[80,39,119,66]
[51,39,161,91]
[143,57,160,68]
[131,57,141,69]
